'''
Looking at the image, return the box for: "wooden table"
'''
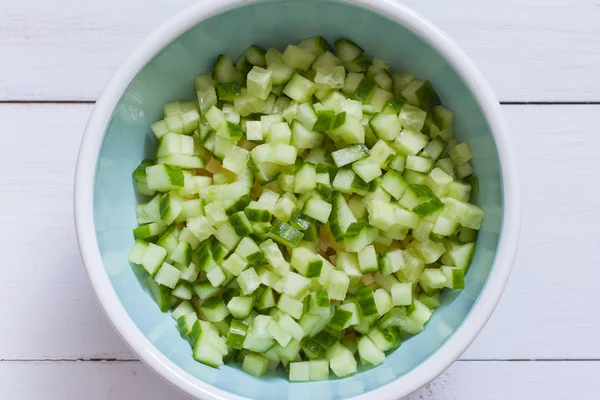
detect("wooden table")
[1,0,599,398]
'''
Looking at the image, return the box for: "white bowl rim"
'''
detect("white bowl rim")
[74,0,521,399]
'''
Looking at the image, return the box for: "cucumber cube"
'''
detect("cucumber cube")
[206,265,227,287]
[276,313,304,341]
[154,262,181,289]
[283,74,316,103]
[269,220,304,247]
[242,353,269,377]
[247,66,273,100]
[282,45,316,71]
[391,282,412,306]
[326,343,357,377]
[393,129,429,156]
[399,103,427,131]
[357,244,378,273]
[352,157,382,183]
[237,267,261,295]
[277,294,304,319]
[221,253,248,276]
[146,164,184,191]
[289,361,310,382]
[141,243,167,276]
[302,196,332,223]
[294,163,317,193]
[169,241,192,266]
[291,247,323,278]
[200,297,230,322]
[357,336,385,366]
[227,296,254,319]
[268,122,292,145]
[268,143,298,165]
[128,240,149,265]
[309,360,329,381]
[226,320,248,350]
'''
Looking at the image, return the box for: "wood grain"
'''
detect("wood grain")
[0,360,597,399]
[1,0,599,101]
[0,103,598,362]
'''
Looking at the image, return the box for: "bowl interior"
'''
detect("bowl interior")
[93,0,502,398]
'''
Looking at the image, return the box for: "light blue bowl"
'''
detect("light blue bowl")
[75,0,520,399]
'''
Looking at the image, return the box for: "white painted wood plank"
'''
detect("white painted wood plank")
[0,361,190,400]
[0,104,132,359]
[1,0,600,101]
[407,361,600,400]
[0,360,597,399]
[0,104,599,361]
[463,104,600,359]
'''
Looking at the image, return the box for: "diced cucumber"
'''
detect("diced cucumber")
[399,103,427,131]
[247,66,273,100]
[227,296,254,319]
[147,276,171,312]
[449,142,473,165]
[269,220,304,247]
[402,80,440,110]
[237,267,261,295]
[273,271,312,299]
[334,39,364,62]
[130,37,484,379]
[353,77,376,103]
[200,297,230,322]
[277,294,304,319]
[154,262,182,289]
[369,113,401,141]
[276,313,305,341]
[283,74,315,102]
[299,36,330,56]
[314,66,345,89]
[326,269,350,301]
[394,128,430,156]
[289,361,310,382]
[293,162,316,193]
[357,244,378,273]
[312,50,341,70]
[331,112,365,144]
[291,247,323,278]
[356,287,378,317]
[146,164,184,192]
[226,320,248,350]
[374,288,393,315]
[406,155,434,173]
[282,45,316,71]
[352,156,382,183]
[206,265,227,287]
[326,342,357,377]
[242,353,269,377]
[302,196,332,223]
[357,335,385,366]
[329,192,357,241]
[141,243,167,276]
[331,144,369,167]
[221,253,249,276]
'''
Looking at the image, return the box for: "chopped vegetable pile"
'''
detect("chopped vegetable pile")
[128,36,484,381]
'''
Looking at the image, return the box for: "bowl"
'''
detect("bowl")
[74,0,521,398]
